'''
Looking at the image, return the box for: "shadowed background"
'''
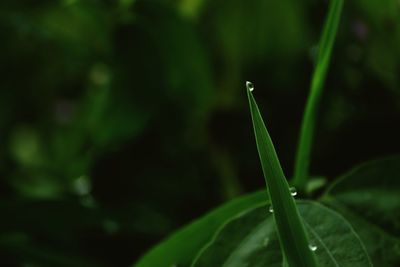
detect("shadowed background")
[1,0,400,266]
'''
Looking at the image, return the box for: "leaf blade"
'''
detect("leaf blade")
[322,155,400,266]
[134,191,267,267]
[293,0,344,188]
[193,201,372,267]
[246,85,317,267]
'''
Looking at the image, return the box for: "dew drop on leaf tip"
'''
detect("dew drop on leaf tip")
[268,205,274,213]
[246,81,254,92]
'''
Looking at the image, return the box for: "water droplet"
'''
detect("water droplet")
[268,205,274,213]
[289,187,297,196]
[263,237,270,247]
[309,244,318,251]
[246,81,254,92]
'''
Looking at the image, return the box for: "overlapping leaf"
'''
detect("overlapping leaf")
[323,156,400,266]
[247,84,317,267]
[135,191,267,267]
[192,201,372,267]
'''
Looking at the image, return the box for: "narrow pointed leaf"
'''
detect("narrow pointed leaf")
[246,84,318,267]
[293,0,344,188]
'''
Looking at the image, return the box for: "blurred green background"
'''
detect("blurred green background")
[1,0,400,266]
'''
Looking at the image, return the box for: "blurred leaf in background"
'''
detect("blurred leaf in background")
[0,0,400,266]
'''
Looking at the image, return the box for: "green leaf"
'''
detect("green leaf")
[246,83,317,267]
[192,201,372,267]
[322,155,400,266]
[134,191,267,267]
[293,0,343,188]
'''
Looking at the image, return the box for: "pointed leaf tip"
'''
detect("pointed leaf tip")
[246,81,254,92]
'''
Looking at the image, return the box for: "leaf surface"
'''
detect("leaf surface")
[247,84,317,267]
[193,201,372,267]
[134,191,267,267]
[323,155,400,266]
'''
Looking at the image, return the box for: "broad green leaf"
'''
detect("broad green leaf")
[322,155,400,266]
[246,83,317,267]
[134,191,267,267]
[293,0,343,188]
[192,201,372,267]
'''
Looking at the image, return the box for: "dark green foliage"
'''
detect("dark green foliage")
[137,155,400,266]
[135,191,267,267]
[1,0,400,266]
[193,202,372,267]
[247,86,318,267]
[323,156,400,266]
[293,0,343,188]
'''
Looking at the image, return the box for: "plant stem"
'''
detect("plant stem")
[293,0,344,189]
